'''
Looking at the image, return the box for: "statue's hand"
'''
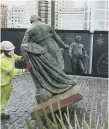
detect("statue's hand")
[77,54,83,58]
[69,54,72,57]
[65,45,69,49]
[83,54,89,59]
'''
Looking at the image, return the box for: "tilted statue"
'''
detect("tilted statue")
[20,14,77,104]
[69,36,89,74]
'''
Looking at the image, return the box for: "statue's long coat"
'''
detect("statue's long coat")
[21,22,76,101]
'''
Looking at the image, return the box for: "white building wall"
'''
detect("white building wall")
[54,0,108,30]
[23,0,38,28]
[55,0,85,30]
[87,0,109,31]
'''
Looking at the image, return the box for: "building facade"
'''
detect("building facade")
[55,1,86,30]
[8,6,25,28]
[54,0,109,31]
[2,0,108,30]
[0,3,8,28]
[23,0,38,28]
[88,0,109,31]
[38,0,51,25]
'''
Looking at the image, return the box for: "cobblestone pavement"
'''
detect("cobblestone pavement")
[1,73,108,129]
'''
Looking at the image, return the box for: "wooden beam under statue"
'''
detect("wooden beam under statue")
[31,86,83,118]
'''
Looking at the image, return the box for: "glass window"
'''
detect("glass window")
[94,10,105,19]
[95,20,104,30]
[106,21,109,29]
[106,10,109,20]
[94,1,106,9]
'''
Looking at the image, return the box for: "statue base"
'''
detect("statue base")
[31,85,83,119]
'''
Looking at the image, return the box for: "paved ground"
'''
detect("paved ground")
[1,73,108,129]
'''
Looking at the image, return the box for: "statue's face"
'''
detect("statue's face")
[30,20,38,24]
[75,36,81,43]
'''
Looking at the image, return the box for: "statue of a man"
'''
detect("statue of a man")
[69,36,89,74]
[21,14,77,104]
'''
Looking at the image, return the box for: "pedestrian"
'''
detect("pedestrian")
[0,41,31,120]
[69,36,89,74]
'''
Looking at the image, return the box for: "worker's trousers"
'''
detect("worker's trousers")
[0,82,12,115]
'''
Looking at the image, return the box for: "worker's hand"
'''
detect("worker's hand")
[65,45,69,49]
[21,56,24,60]
[25,63,32,72]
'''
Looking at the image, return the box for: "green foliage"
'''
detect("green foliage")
[26,103,108,129]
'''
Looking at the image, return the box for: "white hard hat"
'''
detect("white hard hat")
[1,41,15,51]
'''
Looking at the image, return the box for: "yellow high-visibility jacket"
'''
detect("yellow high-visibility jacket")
[0,53,26,87]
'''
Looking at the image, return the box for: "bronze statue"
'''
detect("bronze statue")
[20,15,77,104]
[69,36,89,74]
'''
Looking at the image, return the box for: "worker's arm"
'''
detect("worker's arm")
[22,29,31,44]
[13,54,24,62]
[52,31,69,49]
[1,60,26,78]
[69,43,74,57]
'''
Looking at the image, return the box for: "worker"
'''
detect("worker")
[0,41,31,120]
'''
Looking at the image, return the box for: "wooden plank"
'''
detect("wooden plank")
[31,86,83,118]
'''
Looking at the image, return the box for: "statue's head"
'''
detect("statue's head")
[75,36,82,43]
[30,14,41,24]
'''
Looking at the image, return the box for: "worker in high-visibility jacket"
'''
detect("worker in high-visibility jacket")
[0,41,31,120]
